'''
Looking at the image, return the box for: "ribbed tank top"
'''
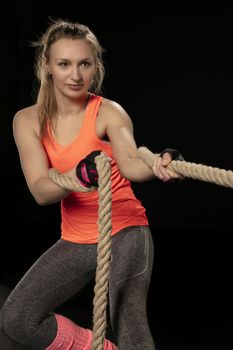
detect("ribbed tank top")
[42,94,148,243]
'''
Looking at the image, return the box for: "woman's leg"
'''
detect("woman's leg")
[0,239,98,349]
[109,226,155,350]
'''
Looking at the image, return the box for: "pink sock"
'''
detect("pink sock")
[45,314,117,350]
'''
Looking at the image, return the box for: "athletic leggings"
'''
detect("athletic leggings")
[0,225,155,350]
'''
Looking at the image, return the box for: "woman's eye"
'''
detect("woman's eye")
[81,62,91,67]
[59,62,68,67]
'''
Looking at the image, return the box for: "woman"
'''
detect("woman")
[0,18,181,349]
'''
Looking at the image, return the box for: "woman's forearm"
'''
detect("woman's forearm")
[29,176,71,206]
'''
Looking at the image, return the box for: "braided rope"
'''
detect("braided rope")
[91,154,112,350]
[48,168,95,192]
[48,154,112,350]
[137,146,233,189]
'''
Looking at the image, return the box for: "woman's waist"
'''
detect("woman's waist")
[62,185,139,206]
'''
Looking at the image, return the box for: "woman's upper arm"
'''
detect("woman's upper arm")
[12,109,50,192]
[104,101,138,171]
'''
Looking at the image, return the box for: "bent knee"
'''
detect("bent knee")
[0,301,30,344]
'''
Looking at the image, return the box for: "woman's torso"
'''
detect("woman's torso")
[40,93,148,243]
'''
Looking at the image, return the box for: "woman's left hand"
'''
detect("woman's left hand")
[152,152,184,182]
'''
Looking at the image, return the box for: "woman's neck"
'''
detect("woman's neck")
[56,93,90,119]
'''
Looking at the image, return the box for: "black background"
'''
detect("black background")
[0,1,233,349]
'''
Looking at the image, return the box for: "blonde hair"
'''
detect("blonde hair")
[32,18,105,135]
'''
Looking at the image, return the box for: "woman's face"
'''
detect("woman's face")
[47,38,96,99]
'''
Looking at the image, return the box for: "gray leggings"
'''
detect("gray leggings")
[0,226,155,350]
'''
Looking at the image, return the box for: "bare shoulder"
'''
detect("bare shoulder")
[13,104,37,124]
[13,104,39,133]
[100,98,133,126]
[101,98,129,116]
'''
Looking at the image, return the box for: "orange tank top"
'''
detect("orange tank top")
[42,94,148,243]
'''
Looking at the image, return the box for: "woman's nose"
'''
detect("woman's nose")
[71,66,81,81]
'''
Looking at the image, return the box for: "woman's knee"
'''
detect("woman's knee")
[0,299,29,344]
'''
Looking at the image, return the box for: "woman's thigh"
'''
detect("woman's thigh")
[110,225,154,286]
[108,226,155,349]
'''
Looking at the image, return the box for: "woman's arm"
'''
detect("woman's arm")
[13,108,75,205]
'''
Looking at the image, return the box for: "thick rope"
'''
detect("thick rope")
[91,154,112,350]
[137,146,233,189]
[48,154,112,350]
[48,168,95,192]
